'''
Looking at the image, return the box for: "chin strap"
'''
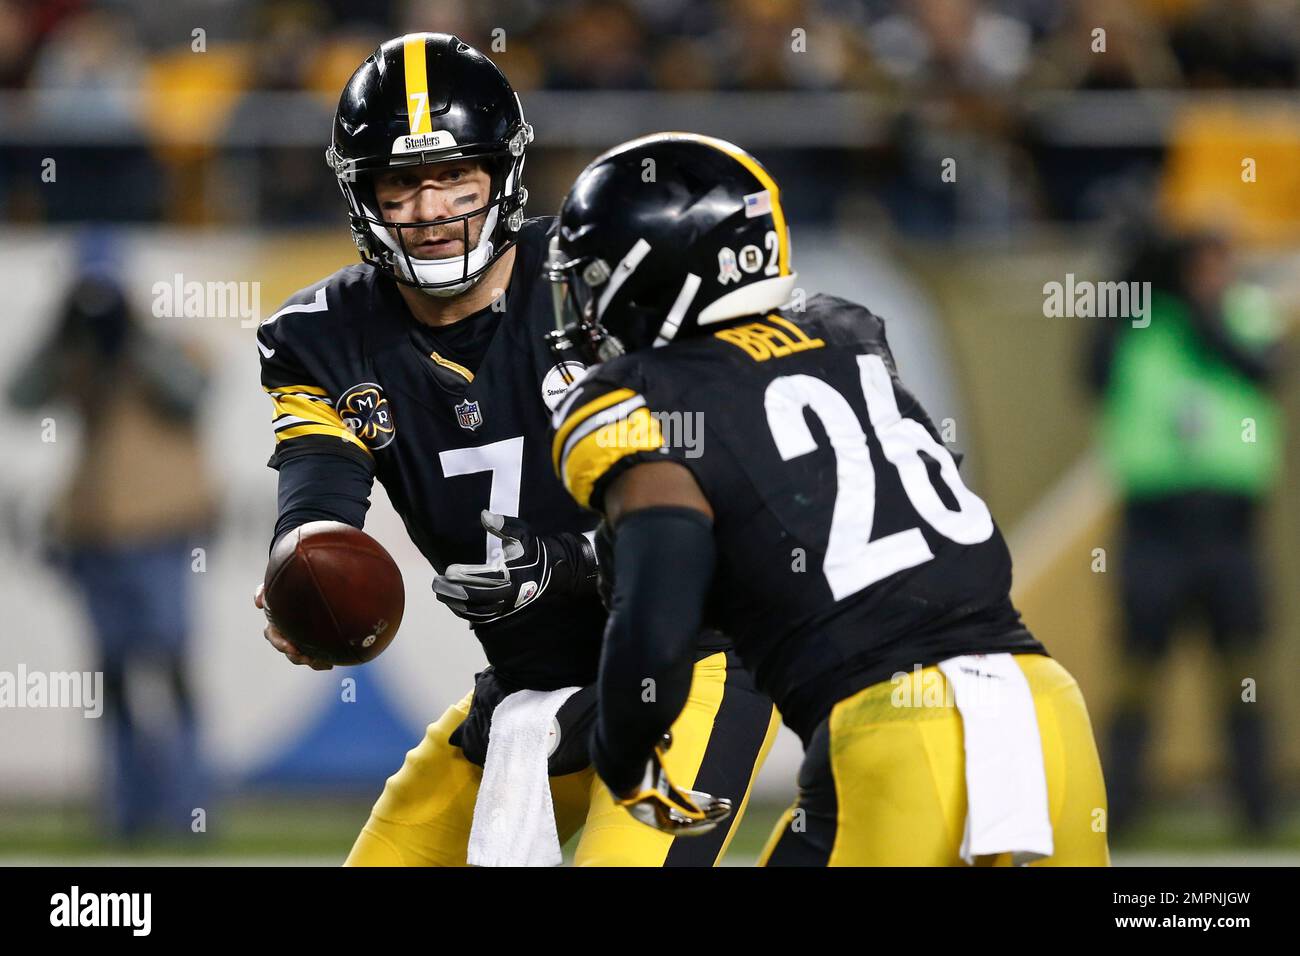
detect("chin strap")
[366,201,500,293]
[363,152,529,294]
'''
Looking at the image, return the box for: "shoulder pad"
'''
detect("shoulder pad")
[550,360,659,509]
[797,294,895,371]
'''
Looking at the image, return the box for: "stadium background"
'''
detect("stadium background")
[0,0,1297,864]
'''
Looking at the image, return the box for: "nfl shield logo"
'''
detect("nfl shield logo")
[454,398,483,431]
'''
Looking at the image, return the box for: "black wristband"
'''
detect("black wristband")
[547,529,600,599]
[591,719,645,798]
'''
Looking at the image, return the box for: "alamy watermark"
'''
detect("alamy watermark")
[1043,274,1151,328]
[0,665,102,717]
[152,272,261,328]
[595,409,705,459]
[50,886,150,936]
[890,662,1004,713]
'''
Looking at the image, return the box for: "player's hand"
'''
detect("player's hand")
[254,583,334,671]
[432,511,596,625]
[614,733,733,836]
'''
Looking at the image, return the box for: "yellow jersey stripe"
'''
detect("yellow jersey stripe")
[551,387,638,473]
[268,393,370,455]
[562,407,663,508]
[429,350,474,383]
[403,36,432,135]
[275,423,371,454]
[265,383,328,397]
[270,392,342,426]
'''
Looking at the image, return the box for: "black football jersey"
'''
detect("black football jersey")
[552,295,1046,742]
[257,218,607,688]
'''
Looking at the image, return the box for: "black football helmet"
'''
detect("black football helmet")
[546,133,797,365]
[327,33,533,297]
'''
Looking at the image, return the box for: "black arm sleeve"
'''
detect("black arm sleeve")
[591,506,716,795]
[271,444,376,553]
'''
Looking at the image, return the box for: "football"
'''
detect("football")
[262,521,405,665]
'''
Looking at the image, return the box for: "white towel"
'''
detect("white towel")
[467,686,581,867]
[938,653,1054,865]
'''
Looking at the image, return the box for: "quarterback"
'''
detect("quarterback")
[253,36,777,866]
[546,133,1111,865]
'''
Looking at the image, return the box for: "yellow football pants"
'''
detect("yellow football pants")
[345,651,780,866]
[759,653,1110,866]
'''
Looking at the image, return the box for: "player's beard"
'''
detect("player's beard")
[393,212,487,261]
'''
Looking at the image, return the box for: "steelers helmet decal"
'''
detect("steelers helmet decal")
[327,33,533,297]
[546,133,796,366]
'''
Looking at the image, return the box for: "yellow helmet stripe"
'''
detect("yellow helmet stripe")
[403,35,433,135]
[659,132,789,277]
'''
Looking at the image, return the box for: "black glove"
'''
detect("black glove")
[432,511,598,625]
[449,668,598,777]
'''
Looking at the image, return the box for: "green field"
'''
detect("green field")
[2,795,1299,866]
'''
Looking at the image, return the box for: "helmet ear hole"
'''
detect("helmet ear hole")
[552,134,793,354]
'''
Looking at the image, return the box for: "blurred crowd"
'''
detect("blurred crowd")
[5,0,1300,95]
[2,0,1300,231]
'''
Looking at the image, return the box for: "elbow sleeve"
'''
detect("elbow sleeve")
[272,447,375,551]
[593,506,716,794]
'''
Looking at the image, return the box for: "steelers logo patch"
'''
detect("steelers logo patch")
[541,362,587,412]
[338,382,396,450]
